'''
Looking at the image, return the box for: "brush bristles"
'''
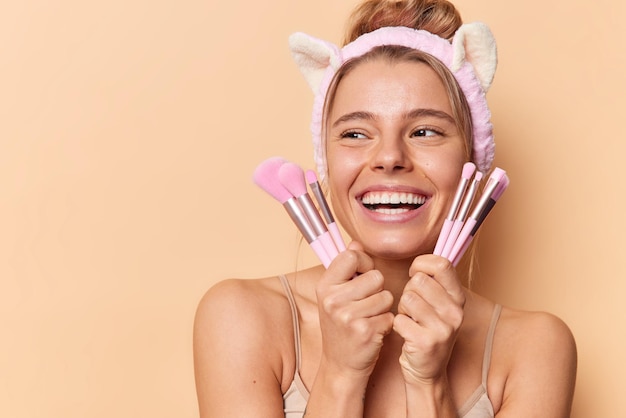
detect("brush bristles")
[462,162,476,179]
[252,157,292,203]
[278,162,308,198]
[305,169,319,186]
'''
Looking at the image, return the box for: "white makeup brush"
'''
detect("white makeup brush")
[278,162,340,260]
[305,169,347,252]
[253,157,332,267]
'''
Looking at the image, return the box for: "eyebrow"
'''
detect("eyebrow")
[331,108,455,128]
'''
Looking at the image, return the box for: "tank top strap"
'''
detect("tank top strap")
[278,275,302,371]
[481,303,502,386]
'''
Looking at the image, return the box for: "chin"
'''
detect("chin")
[362,238,433,262]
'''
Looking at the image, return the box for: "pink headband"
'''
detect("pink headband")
[289,23,498,180]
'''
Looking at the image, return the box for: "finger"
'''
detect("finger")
[341,270,386,299]
[338,289,394,322]
[403,271,456,316]
[393,312,422,340]
[347,240,365,252]
[396,289,440,327]
[398,285,464,336]
[408,254,465,307]
[363,311,395,341]
[323,247,375,285]
[320,273,391,318]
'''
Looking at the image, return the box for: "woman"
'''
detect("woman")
[193,0,577,416]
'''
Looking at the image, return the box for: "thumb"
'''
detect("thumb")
[347,241,365,252]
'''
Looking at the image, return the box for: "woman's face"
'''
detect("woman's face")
[326,59,468,260]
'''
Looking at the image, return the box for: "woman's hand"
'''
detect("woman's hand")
[393,255,466,387]
[316,241,395,381]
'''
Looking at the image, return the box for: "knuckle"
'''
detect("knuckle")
[351,318,370,336]
[321,294,340,314]
[399,291,416,311]
[343,249,359,265]
[380,290,394,308]
[338,308,355,325]
[443,304,464,327]
[369,270,384,288]
[409,272,429,290]
[434,256,453,273]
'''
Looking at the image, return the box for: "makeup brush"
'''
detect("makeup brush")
[434,162,476,256]
[448,168,508,265]
[440,169,483,259]
[450,173,509,266]
[278,162,339,260]
[253,157,332,267]
[305,169,347,252]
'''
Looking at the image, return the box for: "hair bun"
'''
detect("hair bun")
[343,0,462,45]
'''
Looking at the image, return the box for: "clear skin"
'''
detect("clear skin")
[193,59,577,418]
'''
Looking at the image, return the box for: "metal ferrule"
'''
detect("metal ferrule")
[283,199,316,243]
[308,181,335,224]
[297,194,328,237]
[448,178,469,220]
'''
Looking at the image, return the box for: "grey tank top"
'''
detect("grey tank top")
[279,275,500,418]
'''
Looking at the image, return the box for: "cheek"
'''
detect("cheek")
[326,146,362,188]
[325,147,364,216]
[423,146,467,191]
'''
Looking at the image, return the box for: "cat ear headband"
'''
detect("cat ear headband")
[288,22,497,181]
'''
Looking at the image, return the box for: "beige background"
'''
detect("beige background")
[1,0,624,416]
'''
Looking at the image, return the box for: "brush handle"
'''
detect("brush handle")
[452,235,473,266]
[327,222,346,252]
[434,219,453,255]
[448,218,476,263]
[318,231,339,260]
[441,219,464,259]
[310,239,332,268]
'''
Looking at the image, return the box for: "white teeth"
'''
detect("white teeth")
[373,208,411,215]
[361,191,426,205]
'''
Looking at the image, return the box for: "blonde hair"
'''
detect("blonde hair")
[343,0,462,45]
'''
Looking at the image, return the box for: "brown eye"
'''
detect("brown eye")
[412,127,441,137]
[341,131,367,139]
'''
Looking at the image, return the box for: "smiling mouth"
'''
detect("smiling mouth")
[360,191,427,214]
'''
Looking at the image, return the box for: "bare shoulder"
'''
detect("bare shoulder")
[497,307,577,362]
[195,277,286,325]
[193,276,295,417]
[491,307,577,417]
[193,276,293,362]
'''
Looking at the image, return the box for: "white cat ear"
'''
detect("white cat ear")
[288,32,342,93]
[451,22,497,92]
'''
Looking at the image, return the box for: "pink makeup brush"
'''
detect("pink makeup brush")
[253,157,332,268]
[440,168,482,259]
[305,169,347,252]
[278,162,340,260]
[434,162,476,256]
[448,168,508,265]
[451,174,509,266]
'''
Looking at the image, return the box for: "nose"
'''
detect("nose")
[370,135,413,173]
